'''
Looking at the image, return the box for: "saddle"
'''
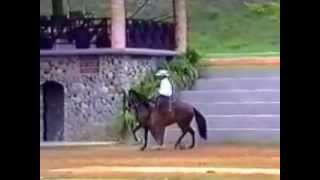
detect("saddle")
[155,95,176,113]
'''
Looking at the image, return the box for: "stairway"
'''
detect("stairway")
[166,66,280,144]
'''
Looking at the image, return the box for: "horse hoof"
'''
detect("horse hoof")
[137,138,143,143]
[179,144,186,150]
[134,138,142,144]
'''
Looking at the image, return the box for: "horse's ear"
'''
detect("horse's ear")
[130,89,138,96]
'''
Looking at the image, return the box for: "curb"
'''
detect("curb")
[40,141,118,148]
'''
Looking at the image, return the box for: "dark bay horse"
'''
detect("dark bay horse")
[127,90,207,151]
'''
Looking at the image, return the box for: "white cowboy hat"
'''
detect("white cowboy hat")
[155,69,170,77]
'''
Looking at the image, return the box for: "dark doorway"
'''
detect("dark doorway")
[42,81,64,141]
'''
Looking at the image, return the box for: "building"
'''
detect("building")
[40,0,187,141]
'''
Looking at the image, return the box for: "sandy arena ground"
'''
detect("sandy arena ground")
[40,144,279,179]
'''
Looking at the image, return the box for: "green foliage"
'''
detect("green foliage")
[117,108,136,139]
[186,48,201,65]
[131,72,159,99]
[160,58,199,90]
[113,90,137,139]
[245,0,280,22]
[188,0,280,55]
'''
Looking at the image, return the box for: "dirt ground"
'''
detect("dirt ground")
[40,143,279,179]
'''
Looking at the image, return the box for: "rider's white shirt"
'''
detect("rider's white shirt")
[158,78,172,97]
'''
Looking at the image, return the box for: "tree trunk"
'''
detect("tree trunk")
[52,0,64,16]
[111,0,126,48]
[174,0,187,54]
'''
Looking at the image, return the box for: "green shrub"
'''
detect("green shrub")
[117,108,136,139]
[186,48,201,65]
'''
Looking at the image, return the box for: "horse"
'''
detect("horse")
[127,89,207,151]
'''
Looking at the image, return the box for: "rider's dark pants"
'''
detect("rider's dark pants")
[156,95,172,112]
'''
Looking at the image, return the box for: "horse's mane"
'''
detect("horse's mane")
[128,89,150,106]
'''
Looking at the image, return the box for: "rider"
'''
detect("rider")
[154,69,174,112]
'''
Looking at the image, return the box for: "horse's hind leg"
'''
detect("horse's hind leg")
[187,126,195,149]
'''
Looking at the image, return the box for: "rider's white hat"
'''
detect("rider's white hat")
[155,69,170,77]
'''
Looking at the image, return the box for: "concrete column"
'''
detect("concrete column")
[111,0,126,48]
[174,0,187,54]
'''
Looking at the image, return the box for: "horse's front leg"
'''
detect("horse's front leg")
[140,127,149,151]
[150,126,166,150]
[132,123,142,142]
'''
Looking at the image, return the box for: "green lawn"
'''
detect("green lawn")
[188,0,280,56]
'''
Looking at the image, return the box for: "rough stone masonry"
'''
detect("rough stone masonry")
[40,53,167,141]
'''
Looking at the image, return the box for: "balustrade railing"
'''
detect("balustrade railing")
[40,16,175,50]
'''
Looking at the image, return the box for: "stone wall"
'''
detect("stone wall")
[40,51,170,141]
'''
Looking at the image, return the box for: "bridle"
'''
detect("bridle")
[127,92,152,120]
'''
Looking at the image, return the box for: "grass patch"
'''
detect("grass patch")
[188,0,280,56]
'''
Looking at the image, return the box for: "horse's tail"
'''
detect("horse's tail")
[193,108,207,140]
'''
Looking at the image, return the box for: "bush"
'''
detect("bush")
[186,47,201,65]
[160,57,199,90]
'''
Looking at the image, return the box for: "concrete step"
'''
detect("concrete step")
[193,77,280,90]
[179,89,280,103]
[199,67,280,79]
[192,102,280,115]
[167,115,280,129]
[141,128,280,145]
[164,128,280,144]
